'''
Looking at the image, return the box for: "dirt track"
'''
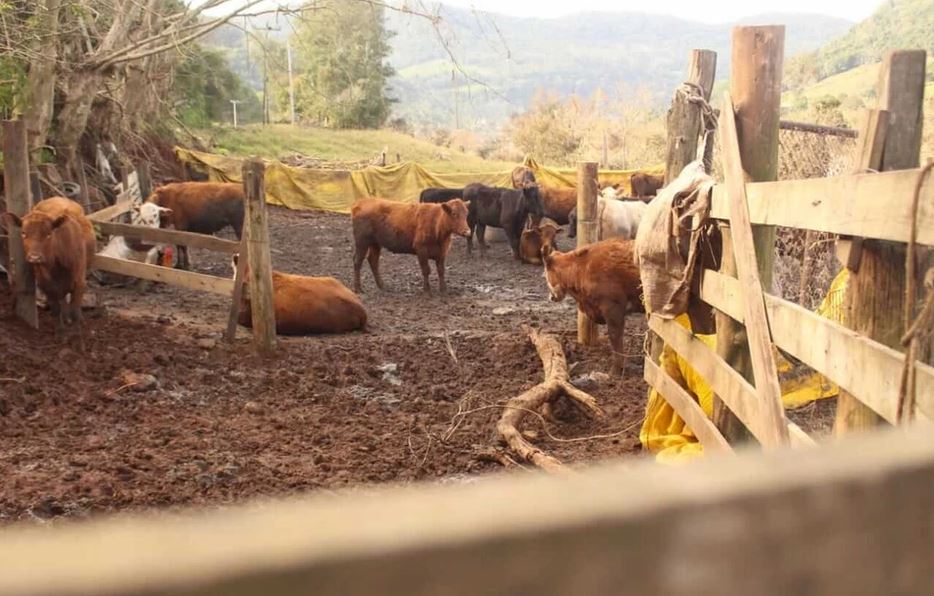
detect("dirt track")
[0,206,653,523]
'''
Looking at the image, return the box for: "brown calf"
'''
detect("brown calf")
[542,238,643,375]
[351,197,470,293]
[536,185,577,224]
[146,182,245,269]
[518,218,563,265]
[237,264,367,335]
[1,197,96,346]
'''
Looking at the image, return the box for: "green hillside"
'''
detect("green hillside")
[203,124,516,173]
[785,0,934,88]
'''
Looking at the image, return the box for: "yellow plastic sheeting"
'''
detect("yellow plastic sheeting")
[174,148,664,214]
[640,268,851,462]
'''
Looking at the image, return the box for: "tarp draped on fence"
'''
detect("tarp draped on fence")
[174,148,664,213]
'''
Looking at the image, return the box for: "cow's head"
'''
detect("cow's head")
[2,211,69,265]
[131,202,172,228]
[520,185,544,217]
[541,246,565,302]
[442,199,471,237]
[599,184,622,201]
[538,221,563,256]
[511,166,536,189]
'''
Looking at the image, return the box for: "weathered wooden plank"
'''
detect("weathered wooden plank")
[2,119,38,329]
[242,158,276,355]
[648,316,813,448]
[699,268,934,424]
[643,358,732,453]
[17,404,934,596]
[576,161,598,345]
[91,255,234,296]
[709,168,934,244]
[718,94,789,448]
[87,199,133,222]
[665,49,717,183]
[94,221,240,254]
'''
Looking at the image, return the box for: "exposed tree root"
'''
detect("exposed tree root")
[496,327,604,473]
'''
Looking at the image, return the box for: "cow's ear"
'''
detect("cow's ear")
[555,228,564,235]
[1,212,22,229]
[441,202,455,216]
[51,215,69,230]
[158,206,173,216]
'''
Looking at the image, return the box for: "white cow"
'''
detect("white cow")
[98,202,172,265]
[567,197,648,242]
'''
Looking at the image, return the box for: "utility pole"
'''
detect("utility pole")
[452,69,460,130]
[230,100,241,128]
[287,40,296,125]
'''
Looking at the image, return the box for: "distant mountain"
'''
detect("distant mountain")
[204,4,853,130]
[785,0,934,89]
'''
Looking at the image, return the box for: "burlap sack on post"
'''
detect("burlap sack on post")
[634,160,719,334]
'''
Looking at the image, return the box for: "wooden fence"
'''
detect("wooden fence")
[1,124,277,354]
[641,32,932,449]
[2,424,934,596]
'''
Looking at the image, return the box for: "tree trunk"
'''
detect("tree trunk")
[56,71,104,179]
[22,0,62,152]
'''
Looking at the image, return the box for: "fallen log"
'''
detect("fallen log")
[497,327,604,472]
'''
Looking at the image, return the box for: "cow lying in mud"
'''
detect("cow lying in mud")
[541,238,644,375]
[233,255,367,335]
[351,197,471,293]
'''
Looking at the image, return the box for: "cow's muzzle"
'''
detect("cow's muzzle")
[26,253,43,264]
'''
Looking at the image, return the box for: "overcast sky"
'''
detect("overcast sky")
[208,0,885,24]
[432,0,883,23]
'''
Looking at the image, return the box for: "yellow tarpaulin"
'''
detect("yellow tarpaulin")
[640,268,850,462]
[173,148,664,214]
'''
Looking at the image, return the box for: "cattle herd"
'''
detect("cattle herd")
[1,166,664,373]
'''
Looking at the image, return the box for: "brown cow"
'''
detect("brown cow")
[518,218,562,265]
[630,173,664,197]
[536,185,577,224]
[233,257,367,335]
[146,182,245,270]
[1,197,96,346]
[511,166,536,189]
[542,238,643,375]
[351,197,471,293]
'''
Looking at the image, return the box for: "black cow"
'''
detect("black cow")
[463,183,544,258]
[419,187,465,203]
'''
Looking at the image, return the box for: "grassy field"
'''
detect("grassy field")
[200,124,517,173]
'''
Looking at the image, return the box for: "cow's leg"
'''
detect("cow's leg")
[477,224,488,257]
[435,256,447,293]
[367,245,385,291]
[49,297,64,338]
[466,217,475,255]
[606,307,629,378]
[70,285,86,352]
[176,245,189,270]
[352,245,367,292]
[416,253,432,293]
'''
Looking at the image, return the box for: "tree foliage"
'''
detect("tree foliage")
[289,1,395,128]
[174,46,262,128]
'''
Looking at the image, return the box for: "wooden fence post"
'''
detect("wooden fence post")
[651,49,718,363]
[137,161,152,199]
[29,171,43,203]
[665,49,718,184]
[242,157,276,356]
[834,50,927,434]
[712,26,784,444]
[2,119,38,329]
[576,162,598,345]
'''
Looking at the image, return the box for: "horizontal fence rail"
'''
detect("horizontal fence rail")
[1,427,933,596]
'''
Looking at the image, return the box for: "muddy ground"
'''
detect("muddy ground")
[1,206,662,524]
